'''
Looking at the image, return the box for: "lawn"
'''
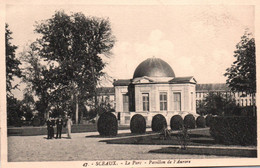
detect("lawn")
[101,128,216,146]
[100,128,257,157]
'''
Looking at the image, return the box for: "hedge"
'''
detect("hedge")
[32,117,41,127]
[205,115,213,127]
[130,114,146,134]
[170,115,183,130]
[196,116,206,128]
[151,114,167,132]
[210,116,256,146]
[183,114,195,129]
[97,112,118,136]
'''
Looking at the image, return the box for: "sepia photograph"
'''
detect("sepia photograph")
[1,0,259,167]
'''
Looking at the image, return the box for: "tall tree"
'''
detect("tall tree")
[34,11,115,124]
[6,24,22,97]
[6,24,23,126]
[224,31,256,94]
[20,42,52,119]
[224,30,256,115]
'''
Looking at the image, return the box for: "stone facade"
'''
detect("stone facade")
[113,57,197,126]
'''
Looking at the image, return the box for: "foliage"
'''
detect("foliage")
[196,116,206,128]
[197,92,238,116]
[196,100,207,116]
[210,116,256,146]
[5,24,22,97]
[176,125,190,149]
[86,108,98,120]
[160,127,172,140]
[151,114,167,132]
[6,24,23,127]
[32,117,41,127]
[7,96,23,126]
[32,10,115,122]
[224,31,256,94]
[97,112,118,136]
[170,115,183,130]
[205,114,213,127]
[183,114,195,129]
[20,42,52,118]
[130,114,146,134]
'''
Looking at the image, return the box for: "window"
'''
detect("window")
[191,92,193,110]
[122,94,129,112]
[173,92,181,111]
[160,92,167,111]
[142,93,149,111]
[241,99,244,106]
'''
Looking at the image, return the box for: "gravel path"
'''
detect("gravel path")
[8,130,229,162]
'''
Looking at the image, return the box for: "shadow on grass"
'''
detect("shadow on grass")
[85,131,154,138]
[99,129,216,146]
[149,146,257,157]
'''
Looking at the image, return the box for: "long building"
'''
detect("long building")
[96,82,255,111]
[95,57,255,126]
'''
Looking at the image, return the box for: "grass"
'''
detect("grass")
[101,128,216,146]
[101,128,256,148]
[100,128,257,157]
[149,146,257,157]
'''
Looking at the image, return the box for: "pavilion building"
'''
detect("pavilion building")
[113,57,197,126]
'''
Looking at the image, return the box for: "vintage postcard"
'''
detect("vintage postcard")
[1,0,260,167]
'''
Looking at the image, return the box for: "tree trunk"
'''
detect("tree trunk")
[252,93,256,117]
[75,93,79,124]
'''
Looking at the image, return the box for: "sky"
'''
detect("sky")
[6,4,254,99]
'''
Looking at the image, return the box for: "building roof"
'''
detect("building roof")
[133,57,175,78]
[169,76,196,84]
[113,79,131,86]
[99,83,231,95]
[96,87,115,95]
[196,83,231,92]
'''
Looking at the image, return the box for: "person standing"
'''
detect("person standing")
[66,116,73,139]
[56,115,63,139]
[46,117,53,139]
[50,117,55,138]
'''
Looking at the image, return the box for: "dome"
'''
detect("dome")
[133,57,175,78]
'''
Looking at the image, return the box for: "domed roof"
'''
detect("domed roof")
[133,57,175,78]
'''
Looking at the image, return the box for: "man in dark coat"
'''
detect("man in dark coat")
[46,117,54,139]
[56,115,63,139]
[51,117,55,138]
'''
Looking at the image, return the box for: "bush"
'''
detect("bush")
[32,117,41,127]
[151,114,167,132]
[97,112,118,136]
[170,115,183,130]
[205,114,213,127]
[210,116,256,146]
[130,114,146,134]
[184,114,195,129]
[196,116,206,128]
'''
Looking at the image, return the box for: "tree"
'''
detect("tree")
[6,24,23,126]
[224,31,256,94]
[20,42,53,119]
[6,24,22,97]
[224,30,256,115]
[197,92,238,116]
[34,11,115,124]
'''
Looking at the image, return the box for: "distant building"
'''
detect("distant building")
[196,83,255,107]
[97,84,255,112]
[95,59,255,126]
